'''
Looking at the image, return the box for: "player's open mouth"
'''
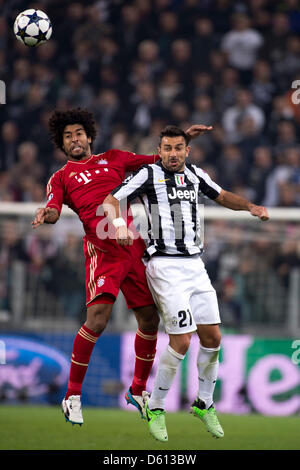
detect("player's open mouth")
[72,146,83,152]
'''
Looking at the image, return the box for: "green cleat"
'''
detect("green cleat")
[191,399,224,439]
[144,399,168,442]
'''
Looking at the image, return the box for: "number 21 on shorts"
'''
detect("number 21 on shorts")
[178,309,193,328]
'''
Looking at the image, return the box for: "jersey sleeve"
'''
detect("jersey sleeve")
[113,149,159,172]
[111,166,149,202]
[45,171,64,214]
[192,165,222,200]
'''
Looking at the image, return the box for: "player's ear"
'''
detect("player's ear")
[186,145,191,156]
[88,136,92,144]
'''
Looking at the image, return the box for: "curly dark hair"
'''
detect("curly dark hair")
[48,108,97,153]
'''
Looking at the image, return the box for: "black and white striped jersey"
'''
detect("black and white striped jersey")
[111,161,222,257]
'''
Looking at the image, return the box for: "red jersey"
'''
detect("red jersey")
[46,149,158,250]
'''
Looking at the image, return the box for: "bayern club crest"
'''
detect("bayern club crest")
[97,277,106,287]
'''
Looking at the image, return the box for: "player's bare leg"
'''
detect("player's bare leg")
[133,304,160,334]
[125,304,159,418]
[62,299,114,425]
[191,324,224,438]
[85,300,114,334]
[197,324,221,350]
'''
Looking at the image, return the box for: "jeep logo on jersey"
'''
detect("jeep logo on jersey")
[168,187,196,202]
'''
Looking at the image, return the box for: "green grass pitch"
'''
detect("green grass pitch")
[0,405,299,450]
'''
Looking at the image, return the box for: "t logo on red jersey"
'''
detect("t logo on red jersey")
[75,171,92,185]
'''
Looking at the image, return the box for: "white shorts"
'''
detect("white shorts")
[145,255,221,335]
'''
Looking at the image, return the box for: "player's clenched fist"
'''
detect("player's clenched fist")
[249,204,269,221]
[116,226,134,246]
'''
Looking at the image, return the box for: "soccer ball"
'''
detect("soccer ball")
[13,9,52,47]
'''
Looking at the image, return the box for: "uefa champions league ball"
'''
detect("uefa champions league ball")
[13,9,52,47]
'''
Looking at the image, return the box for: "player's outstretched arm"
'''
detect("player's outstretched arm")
[31,207,60,228]
[185,124,213,142]
[215,189,269,221]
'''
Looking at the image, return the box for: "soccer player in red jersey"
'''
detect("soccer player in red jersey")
[32,108,210,425]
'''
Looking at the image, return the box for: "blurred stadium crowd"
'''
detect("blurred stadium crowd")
[1,0,300,206]
[0,0,300,331]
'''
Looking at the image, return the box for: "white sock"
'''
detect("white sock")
[148,345,185,410]
[197,344,220,409]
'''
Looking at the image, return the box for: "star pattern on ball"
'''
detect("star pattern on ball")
[16,27,31,39]
[37,30,48,42]
[26,11,45,24]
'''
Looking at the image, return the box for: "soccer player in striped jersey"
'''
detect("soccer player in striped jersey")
[31,109,208,426]
[104,125,269,441]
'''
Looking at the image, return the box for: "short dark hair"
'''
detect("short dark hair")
[159,125,189,146]
[48,108,97,152]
